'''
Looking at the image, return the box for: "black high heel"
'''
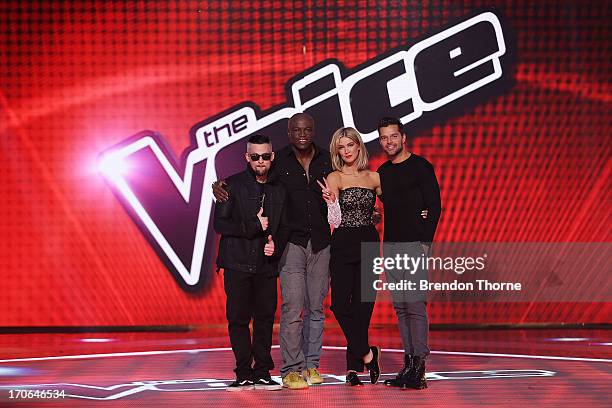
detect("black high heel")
[364,346,381,384]
[345,371,363,386]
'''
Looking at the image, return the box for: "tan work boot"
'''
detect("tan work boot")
[302,368,324,385]
[282,371,309,390]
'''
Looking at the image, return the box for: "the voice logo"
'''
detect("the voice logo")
[99,11,513,290]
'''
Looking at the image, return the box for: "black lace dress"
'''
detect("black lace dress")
[329,187,380,371]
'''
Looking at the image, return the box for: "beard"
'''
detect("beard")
[253,166,268,176]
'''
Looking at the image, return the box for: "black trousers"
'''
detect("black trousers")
[224,269,278,380]
[330,226,379,372]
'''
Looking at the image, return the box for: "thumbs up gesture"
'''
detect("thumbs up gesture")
[264,235,275,256]
[257,207,269,230]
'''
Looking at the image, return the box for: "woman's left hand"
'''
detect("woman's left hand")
[317,178,336,204]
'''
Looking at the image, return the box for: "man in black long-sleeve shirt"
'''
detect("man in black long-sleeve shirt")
[377,117,441,390]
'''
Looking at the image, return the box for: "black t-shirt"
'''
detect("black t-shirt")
[378,154,441,243]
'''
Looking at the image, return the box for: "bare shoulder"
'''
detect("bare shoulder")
[327,170,341,181]
[326,170,342,189]
[364,169,382,195]
[365,170,381,184]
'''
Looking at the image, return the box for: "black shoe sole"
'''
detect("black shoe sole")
[345,382,364,387]
[400,380,428,390]
[384,379,402,387]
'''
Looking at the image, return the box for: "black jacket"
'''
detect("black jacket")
[214,166,290,277]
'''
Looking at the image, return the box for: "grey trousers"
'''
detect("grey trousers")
[279,241,330,377]
[385,241,430,358]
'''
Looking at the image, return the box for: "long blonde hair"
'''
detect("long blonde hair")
[329,127,369,171]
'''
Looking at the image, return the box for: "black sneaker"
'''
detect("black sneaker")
[226,379,254,392]
[345,371,364,386]
[254,377,282,391]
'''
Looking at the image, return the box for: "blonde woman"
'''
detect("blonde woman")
[316,127,382,386]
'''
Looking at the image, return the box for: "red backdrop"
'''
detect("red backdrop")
[1,1,610,326]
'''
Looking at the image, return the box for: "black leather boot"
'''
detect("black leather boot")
[384,354,413,387]
[401,355,427,390]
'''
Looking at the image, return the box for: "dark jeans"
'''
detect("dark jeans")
[392,300,429,357]
[385,241,430,358]
[330,226,378,372]
[224,269,278,380]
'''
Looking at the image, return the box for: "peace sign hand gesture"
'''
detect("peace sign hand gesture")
[316,178,336,204]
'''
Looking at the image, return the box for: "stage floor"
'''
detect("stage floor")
[0,327,610,407]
